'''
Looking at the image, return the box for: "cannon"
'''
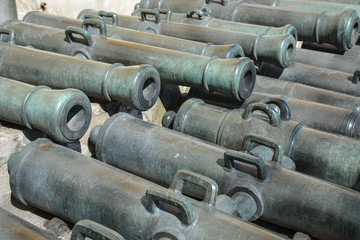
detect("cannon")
[89,113,360,240]
[22,11,244,59]
[78,8,296,68]
[0,207,124,240]
[8,138,288,240]
[163,98,360,189]
[0,77,91,144]
[0,22,255,101]
[0,29,161,111]
[137,0,360,51]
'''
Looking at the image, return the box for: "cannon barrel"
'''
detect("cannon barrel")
[164,98,360,189]
[258,62,360,96]
[0,0,17,25]
[131,8,298,40]
[0,77,91,144]
[89,113,360,240]
[78,8,296,68]
[22,11,244,59]
[1,21,255,101]
[8,138,288,240]
[295,48,360,74]
[0,207,124,240]
[183,89,360,139]
[255,75,360,110]
[138,0,360,51]
[0,30,161,111]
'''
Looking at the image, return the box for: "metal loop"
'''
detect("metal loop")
[242,134,284,165]
[98,10,119,27]
[103,63,124,102]
[154,8,172,21]
[223,150,268,181]
[186,9,206,19]
[258,98,291,120]
[141,9,161,24]
[205,0,228,6]
[0,29,15,44]
[145,188,196,226]
[170,169,218,207]
[70,220,125,240]
[242,102,281,127]
[21,86,50,129]
[65,27,93,46]
[82,18,108,38]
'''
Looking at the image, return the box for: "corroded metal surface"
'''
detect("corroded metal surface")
[165,98,360,189]
[0,207,59,240]
[0,36,160,111]
[183,89,360,139]
[296,48,360,74]
[22,11,244,59]
[0,0,17,25]
[131,8,298,40]
[8,138,288,240]
[258,62,360,96]
[138,0,360,51]
[255,75,360,110]
[90,113,360,240]
[78,8,296,68]
[0,77,91,144]
[0,208,124,240]
[1,21,255,101]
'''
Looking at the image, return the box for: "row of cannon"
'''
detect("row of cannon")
[1,0,360,239]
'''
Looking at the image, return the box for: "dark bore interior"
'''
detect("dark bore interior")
[243,70,254,92]
[142,78,157,101]
[66,105,86,132]
[351,22,359,47]
[286,44,294,63]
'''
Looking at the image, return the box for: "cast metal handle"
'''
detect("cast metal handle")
[141,9,161,24]
[98,10,119,27]
[65,27,93,46]
[242,134,283,165]
[186,9,206,19]
[145,188,196,226]
[205,0,228,6]
[0,29,14,44]
[223,150,268,181]
[70,220,124,240]
[170,169,218,206]
[242,102,281,127]
[352,69,360,84]
[82,18,108,38]
[258,98,291,120]
[154,8,172,21]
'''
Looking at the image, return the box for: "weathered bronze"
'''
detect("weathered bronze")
[1,22,255,101]
[183,89,360,139]
[89,113,360,240]
[131,7,298,40]
[0,0,17,25]
[254,75,360,110]
[253,0,360,15]
[307,0,359,3]
[0,208,124,240]
[258,62,360,96]
[8,138,288,240]
[164,98,360,189]
[22,11,244,59]
[295,48,360,74]
[0,77,91,144]
[0,31,160,111]
[78,9,296,68]
[138,0,360,51]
